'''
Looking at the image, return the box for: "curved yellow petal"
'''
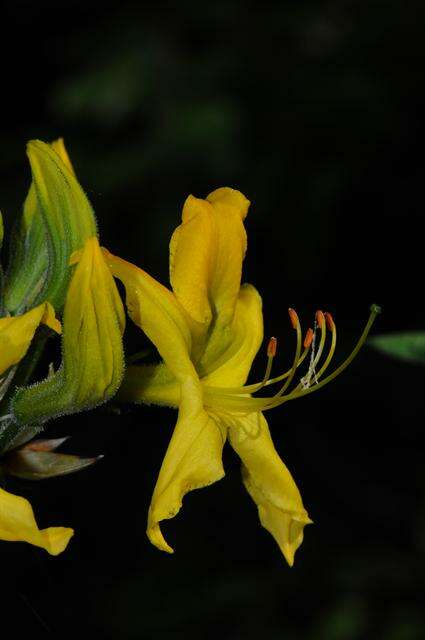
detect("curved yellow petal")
[0,302,61,376]
[200,283,263,386]
[147,377,226,553]
[103,248,196,382]
[169,188,249,339]
[228,412,312,566]
[207,187,250,220]
[169,196,215,326]
[12,237,125,424]
[0,487,73,555]
[206,187,249,329]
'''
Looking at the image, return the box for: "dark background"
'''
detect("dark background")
[1,1,424,638]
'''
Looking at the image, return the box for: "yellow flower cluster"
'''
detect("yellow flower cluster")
[0,140,379,562]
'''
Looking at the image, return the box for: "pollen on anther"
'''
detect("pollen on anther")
[316,310,325,329]
[288,308,299,329]
[267,336,277,358]
[303,328,314,349]
[324,312,335,331]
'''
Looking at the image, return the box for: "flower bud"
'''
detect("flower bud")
[11,237,125,424]
[4,139,97,314]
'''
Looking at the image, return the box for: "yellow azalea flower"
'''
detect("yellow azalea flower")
[103,187,380,566]
[0,486,73,555]
[0,302,61,377]
[11,236,125,425]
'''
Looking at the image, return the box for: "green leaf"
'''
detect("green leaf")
[369,332,425,364]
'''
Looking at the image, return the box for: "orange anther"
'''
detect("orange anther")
[324,312,335,331]
[288,308,299,329]
[303,328,314,349]
[315,310,325,329]
[267,336,277,358]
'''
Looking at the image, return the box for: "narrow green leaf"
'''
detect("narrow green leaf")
[369,332,425,364]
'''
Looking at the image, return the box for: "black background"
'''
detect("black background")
[1,1,424,638]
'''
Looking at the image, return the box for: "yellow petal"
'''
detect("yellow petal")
[147,377,226,553]
[169,196,214,326]
[0,302,61,376]
[118,363,180,407]
[200,283,263,386]
[228,412,312,566]
[12,237,125,424]
[169,188,249,337]
[0,486,73,555]
[207,186,250,220]
[103,248,195,382]
[40,301,62,334]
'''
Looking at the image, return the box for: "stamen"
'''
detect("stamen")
[300,311,327,389]
[255,337,277,392]
[324,311,335,331]
[300,326,318,389]
[316,310,326,330]
[223,324,312,396]
[265,304,381,408]
[259,331,311,387]
[288,307,299,329]
[203,305,381,414]
[313,311,337,380]
[304,328,314,349]
[273,308,302,398]
[267,336,277,358]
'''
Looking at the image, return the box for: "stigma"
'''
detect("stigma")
[204,305,381,414]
